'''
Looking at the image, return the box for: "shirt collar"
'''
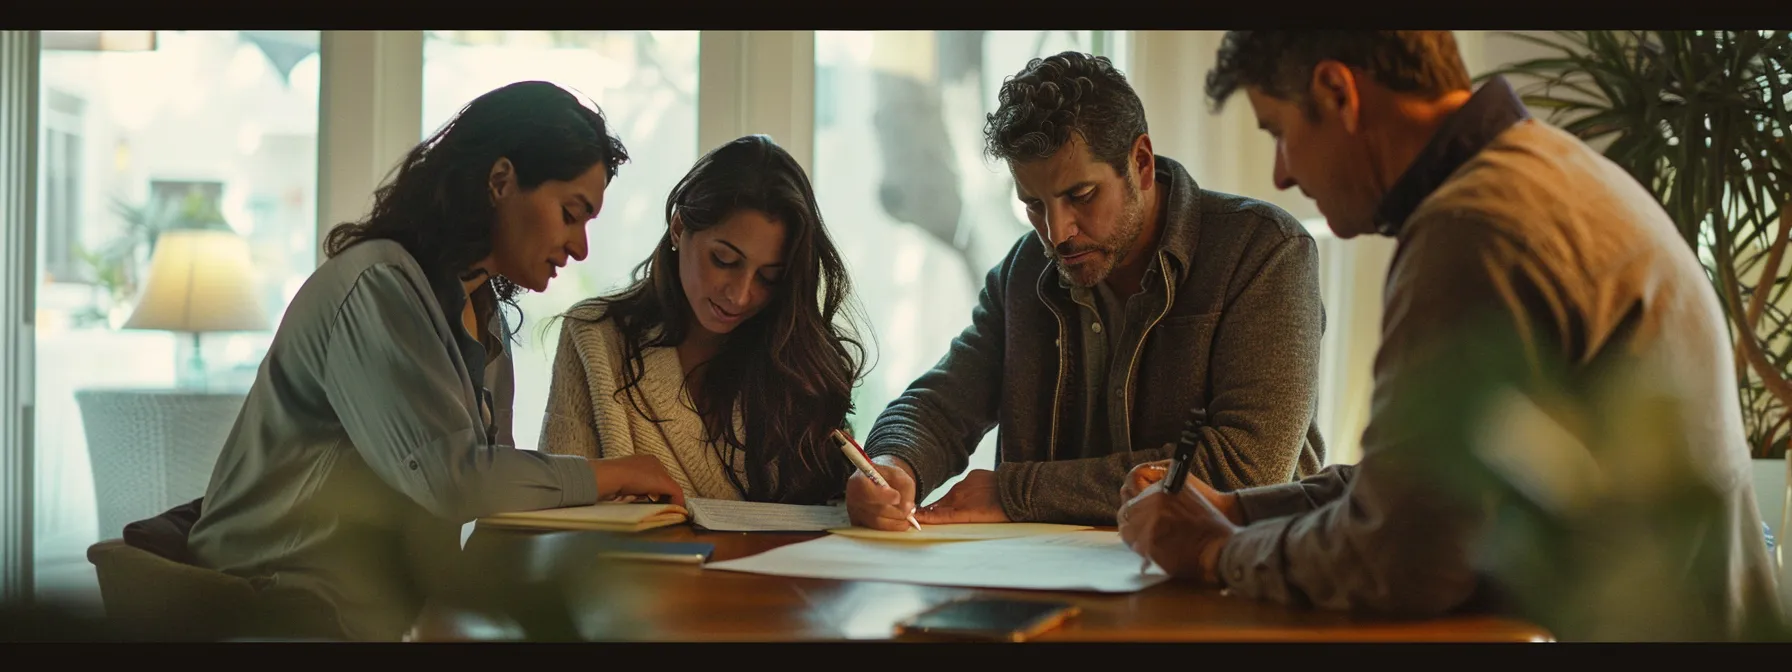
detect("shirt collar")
[1052,156,1197,293]
[430,274,505,363]
[1373,75,1531,236]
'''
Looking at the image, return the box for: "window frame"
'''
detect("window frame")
[39,89,81,284]
[2,29,41,603]
[316,30,1128,254]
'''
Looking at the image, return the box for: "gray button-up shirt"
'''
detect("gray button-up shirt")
[187,239,598,641]
[1068,272,1159,458]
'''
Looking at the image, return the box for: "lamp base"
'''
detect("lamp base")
[174,332,209,391]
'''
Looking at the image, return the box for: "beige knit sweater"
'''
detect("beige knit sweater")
[539,303,751,501]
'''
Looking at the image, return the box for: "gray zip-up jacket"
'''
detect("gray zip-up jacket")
[865,155,1327,525]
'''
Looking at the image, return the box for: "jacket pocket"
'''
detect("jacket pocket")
[1142,311,1222,412]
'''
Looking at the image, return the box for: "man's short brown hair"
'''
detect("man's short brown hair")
[1205,31,1472,114]
[984,51,1149,177]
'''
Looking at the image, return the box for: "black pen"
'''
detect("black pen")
[1142,407,1207,574]
[1162,408,1206,495]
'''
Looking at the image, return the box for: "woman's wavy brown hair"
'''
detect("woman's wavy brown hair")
[566,135,869,503]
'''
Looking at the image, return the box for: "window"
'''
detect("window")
[422,30,700,455]
[40,89,84,284]
[33,30,321,606]
[813,31,1126,493]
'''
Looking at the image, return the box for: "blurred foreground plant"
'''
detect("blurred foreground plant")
[1385,314,1788,641]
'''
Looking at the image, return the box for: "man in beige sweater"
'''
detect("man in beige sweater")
[1119,31,1783,640]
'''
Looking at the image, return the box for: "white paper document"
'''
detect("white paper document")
[827,522,1091,542]
[703,530,1170,593]
[686,498,852,532]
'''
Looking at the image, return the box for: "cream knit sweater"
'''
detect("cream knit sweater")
[539,303,752,501]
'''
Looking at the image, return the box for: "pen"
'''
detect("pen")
[1144,408,1207,574]
[831,429,921,531]
[1162,408,1206,495]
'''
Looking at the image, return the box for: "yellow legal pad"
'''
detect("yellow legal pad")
[477,502,689,533]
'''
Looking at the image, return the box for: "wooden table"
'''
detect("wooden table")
[416,526,1553,643]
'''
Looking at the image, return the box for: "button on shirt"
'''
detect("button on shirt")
[1066,261,1165,458]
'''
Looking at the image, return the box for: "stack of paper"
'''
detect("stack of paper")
[705,530,1170,593]
[476,502,688,533]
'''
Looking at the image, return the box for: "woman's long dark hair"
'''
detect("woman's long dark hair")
[323,81,629,338]
[568,135,870,503]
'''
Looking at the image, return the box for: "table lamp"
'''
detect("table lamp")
[122,228,271,390]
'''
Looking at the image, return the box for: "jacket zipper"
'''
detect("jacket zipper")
[1039,278,1070,463]
[1120,252,1176,452]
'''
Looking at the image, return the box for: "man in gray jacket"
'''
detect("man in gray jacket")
[1119,31,1783,640]
[847,51,1327,529]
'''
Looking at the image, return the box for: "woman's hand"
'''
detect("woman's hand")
[589,455,686,508]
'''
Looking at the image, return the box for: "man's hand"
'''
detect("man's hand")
[590,454,686,508]
[846,455,919,531]
[1118,478,1239,585]
[916,469,1011,524]
[1123,455,1244,525]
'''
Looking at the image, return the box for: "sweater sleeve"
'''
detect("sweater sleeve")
[541,317,605,459]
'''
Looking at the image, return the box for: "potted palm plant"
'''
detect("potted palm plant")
[1485,28,1790,601]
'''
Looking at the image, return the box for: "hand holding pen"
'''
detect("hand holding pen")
[1118,408,1245,582]
[835,429,922,532]
[1130,408,1205,574]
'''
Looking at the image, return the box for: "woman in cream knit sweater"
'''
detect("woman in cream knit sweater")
[541,135,869,503]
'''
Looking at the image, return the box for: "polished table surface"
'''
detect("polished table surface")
[418,525,1554,642]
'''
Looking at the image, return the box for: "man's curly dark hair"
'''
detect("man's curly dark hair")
[1205,31,1471,117]
[984,51,1148,177]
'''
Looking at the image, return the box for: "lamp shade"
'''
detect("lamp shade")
[123,229,271,333]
